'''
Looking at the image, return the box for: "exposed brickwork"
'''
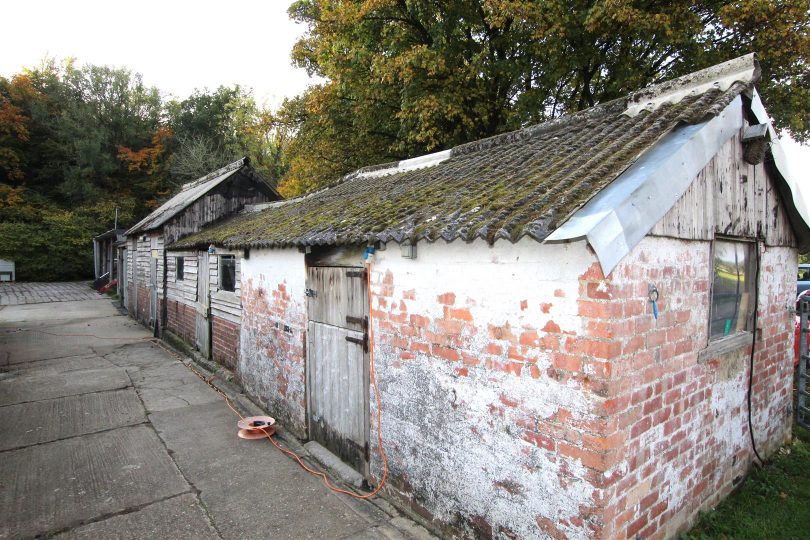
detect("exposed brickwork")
[238,251,308,438]
[166,299,197,345]
[368,241,606,539]
[359,237,795,539]
[212,316,239,371]
[583,238,795,540]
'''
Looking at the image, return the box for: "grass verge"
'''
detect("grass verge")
[683,424,810,539]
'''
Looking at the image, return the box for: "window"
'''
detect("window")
[220,255,236,292]
[709,240,756,340]
[176,257,184,281]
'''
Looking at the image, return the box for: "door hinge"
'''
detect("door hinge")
[345,315,368,329]
[345,333,369,352]
[364,442,370,462]
[346,269,367,279]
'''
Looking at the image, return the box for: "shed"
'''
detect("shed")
[92,228,125,285]
[170,55,809,539]
[123,157,281,353]
[0,259,15,282]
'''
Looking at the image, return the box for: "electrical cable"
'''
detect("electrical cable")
[5,265,390,500]
[747,240,765,467]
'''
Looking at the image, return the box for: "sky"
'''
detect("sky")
[0,0,315,108]
[1,0,808,206]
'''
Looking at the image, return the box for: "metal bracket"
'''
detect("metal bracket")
[345,334,369,352]
[346,315,368,329]
[305,288,317,298]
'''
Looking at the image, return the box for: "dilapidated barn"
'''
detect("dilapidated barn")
[170,55,809,539]
[122,158,280,349]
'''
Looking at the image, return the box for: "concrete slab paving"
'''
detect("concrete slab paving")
[0,366,131,406]
[1,294,432,540]
[0,425,190,539]
[149,402,376,540]
[0,388,146,451]
[134,363,222,412]
[0,282,102,306]
[2,353,113,372]
[53,494,220,540]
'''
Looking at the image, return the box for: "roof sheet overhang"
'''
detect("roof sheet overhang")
[547,93,810,275]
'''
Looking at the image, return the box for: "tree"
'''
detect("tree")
[280,0,809,194]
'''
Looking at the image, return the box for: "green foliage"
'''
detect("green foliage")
[0,59,286,281]
[683,425,810,539]
[280,0,810,195]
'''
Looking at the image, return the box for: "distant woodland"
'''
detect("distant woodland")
[1,1,807,280]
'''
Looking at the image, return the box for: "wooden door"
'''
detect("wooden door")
[121,251,128,306]
[195,252,211,358]
[306,265,369,475]
[149,256,158,328]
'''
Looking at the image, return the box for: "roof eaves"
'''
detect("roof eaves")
[546,96,746,275]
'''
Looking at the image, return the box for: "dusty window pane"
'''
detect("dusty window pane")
[220,255,236,292]
[176,257,184,281]
[710,241,755,340]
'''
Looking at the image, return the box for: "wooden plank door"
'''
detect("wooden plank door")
[195,252,211,359]
[149,256,158,328]
[306,265,369,475]
[121,251,128,306]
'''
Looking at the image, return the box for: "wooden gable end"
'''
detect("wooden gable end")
[651,131,796,247]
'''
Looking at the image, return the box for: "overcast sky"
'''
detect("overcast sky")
[1,0,807,206]
[0,0,314,108]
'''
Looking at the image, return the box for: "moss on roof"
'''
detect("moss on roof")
[170,82,748,251]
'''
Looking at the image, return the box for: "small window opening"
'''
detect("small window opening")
[220,255,236,292]
[176,257,184,281]
[709,240,756,340]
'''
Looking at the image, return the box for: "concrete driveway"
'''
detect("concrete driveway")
[0,286,428,539]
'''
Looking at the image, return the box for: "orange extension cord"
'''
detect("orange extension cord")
[4,262,389,500]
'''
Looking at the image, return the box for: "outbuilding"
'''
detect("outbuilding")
[92,228,125,286]
[122,157,280,350]
[170,55,808,539]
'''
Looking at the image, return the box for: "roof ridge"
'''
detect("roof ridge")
[624,53,760,117]
[180,157,247,192]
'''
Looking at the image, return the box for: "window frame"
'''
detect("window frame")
[176,256,184,281]
[707,237,757,343]
[219,254,236,293]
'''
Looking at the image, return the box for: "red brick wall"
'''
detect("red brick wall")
[362,237,795,539]
[587,239,795,539]
[167,299,197,345]
[368,241,608,539]
[212,316,239,371]
[240,274,307,438]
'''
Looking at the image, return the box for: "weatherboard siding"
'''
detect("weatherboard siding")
[651,131,796,247]
[162,174,273,245]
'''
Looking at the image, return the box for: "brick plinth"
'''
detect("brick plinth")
[212,316,240,371]
[167,299,197,345]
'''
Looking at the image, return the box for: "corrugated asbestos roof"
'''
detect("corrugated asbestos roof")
[126,158,278,235]
[170,59,757,251]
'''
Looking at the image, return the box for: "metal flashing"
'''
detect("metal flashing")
[748,90,810,250]
[546,97,744,275]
